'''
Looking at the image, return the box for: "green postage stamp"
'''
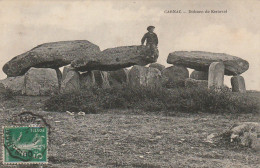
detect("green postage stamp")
[3,126,48,164]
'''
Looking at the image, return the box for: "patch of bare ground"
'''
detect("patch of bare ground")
[0,92,259,167]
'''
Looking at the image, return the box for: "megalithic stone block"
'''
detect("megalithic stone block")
[60,66,80,93]
[231,76,246,93]
[208,62,225,88]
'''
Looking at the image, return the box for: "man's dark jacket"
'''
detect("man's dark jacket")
[141,32,158,46]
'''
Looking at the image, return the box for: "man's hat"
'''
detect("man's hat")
[147,26,155,31]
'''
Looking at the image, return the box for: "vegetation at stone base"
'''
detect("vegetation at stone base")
[44,84,259,114]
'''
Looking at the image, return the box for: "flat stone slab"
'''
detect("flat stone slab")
[3,40,101,77]
[167,51,249,75]
[71,45,158,72]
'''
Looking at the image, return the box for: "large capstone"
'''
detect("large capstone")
[167,51,249,76]
[24,68,59,96]
[71,45,159,72]
[0,76,25,95]
[3,40,101,77]
[128,65,161,87]
[161,65,189,88]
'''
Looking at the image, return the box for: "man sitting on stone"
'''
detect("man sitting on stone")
[141,26,158,58]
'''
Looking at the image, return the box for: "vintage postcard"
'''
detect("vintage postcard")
[0,0,259,167]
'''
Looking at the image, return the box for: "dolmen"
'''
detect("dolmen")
[1,40,159,95]
[167,51,249,92]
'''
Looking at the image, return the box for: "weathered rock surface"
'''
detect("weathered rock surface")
[161,66,189,88]
[0,76,25,95]
[55,68,62,90]
[190,70,208,80]
[167,51,249,75]
[0,83,6,94]
[208,62,224,88]
[93,71,110,88]
[128,65,161,87]
[185,78,208,89]
[61,67,80,93]
[80,71,96,89]
[3,40,101,77]
[108,69,129,86]
[149,63,165,71]
[71,45,159,72]
[24,68,59,96]
[230,122,260,149]
[231,76,246,93]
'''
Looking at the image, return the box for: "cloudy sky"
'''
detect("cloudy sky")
[0,0,259,90]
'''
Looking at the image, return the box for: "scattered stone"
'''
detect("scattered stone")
[206,133,218,143]
[161,65,189,88]
[231,76,246,93]
[66,111,75,116]
[208,62,224,89]
[3,40,101,77]
[190,70,208,80]
[167,51,249,75]
[78,112,86,116]
[0,76,25,95]
[24,68,59,96]
[149,63,165,71]
[108,69,128,86]
[185,78,208,89]
[71,45,159,71]
[230,122,260,149]
[128,65,161,87]
[60,67,80,93]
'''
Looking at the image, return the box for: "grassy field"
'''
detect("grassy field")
[0,93,259,168]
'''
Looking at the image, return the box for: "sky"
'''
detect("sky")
[0,0,259,90]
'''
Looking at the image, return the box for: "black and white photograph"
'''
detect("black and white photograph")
[0,0,259,167]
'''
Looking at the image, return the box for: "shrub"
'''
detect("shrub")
[44,84,259,114]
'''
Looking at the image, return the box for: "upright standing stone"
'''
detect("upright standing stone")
[0,76,25,95]
[128,65,161,87]
[231,76,246,93]
[190,70,208,80]
[161,65,189,88]
[55,68,62,91]
[208,62,225,89]
[80,71,95,89]
[108,69,129,86]
[60,67,80,93]
[93,71,110,88]
[24,68,59,96]
[149,63,165,71]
